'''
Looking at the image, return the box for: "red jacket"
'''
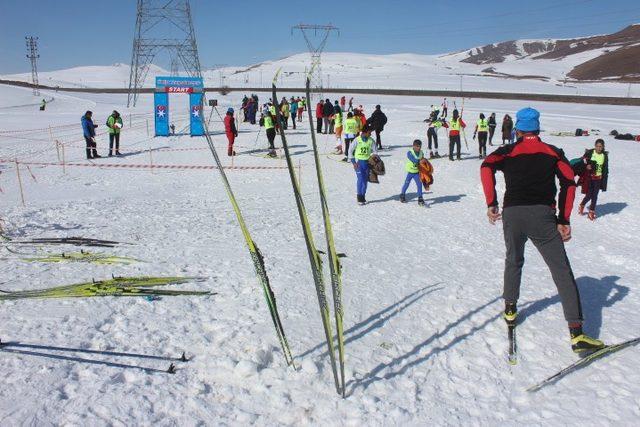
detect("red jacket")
[315,103,324,118]
[224,114,237,135]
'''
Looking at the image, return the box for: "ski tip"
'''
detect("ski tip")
[167,363,176,374]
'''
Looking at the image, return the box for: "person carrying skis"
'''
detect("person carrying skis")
[369,104,388,150]
[441,98,448,118]
[481,107,604,353]
[488,113,497,145]
[342,112,358,162]
[315,100,324,133]
[224,107,238,156]
[290,97,298,130]
[264,109,277,157]
[473,113,489,159]
[106,110,123,156]
[348,97,354,112]
[425,116,443,158]
[349,125,377,205]
[81,110,100,159]
[400,139,425,205]
[577,139,609,220]
[445,109,465,161]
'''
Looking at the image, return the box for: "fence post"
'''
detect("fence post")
[15,160,25,207]
[61,143,66,174]
[55,140,61,162]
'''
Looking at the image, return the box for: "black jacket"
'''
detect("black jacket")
[322,101,334,117]
[481,134,577,225]
[368,109,388,131]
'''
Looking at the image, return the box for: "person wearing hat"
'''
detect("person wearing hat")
[480,107,604,353]
[106,110,123,156]
[399,139,425,205]
[224,107,238,156]
[349,125,377,205]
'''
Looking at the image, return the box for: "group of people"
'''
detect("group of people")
[80,110,123,159]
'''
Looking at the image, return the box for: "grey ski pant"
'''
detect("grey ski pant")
[502,205,583,323]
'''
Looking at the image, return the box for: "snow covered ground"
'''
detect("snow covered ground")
[1,84,639,425]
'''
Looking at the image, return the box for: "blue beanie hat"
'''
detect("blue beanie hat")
[515,107,540,132]
[227,107,234,114]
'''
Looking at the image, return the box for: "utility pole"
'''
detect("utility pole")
[127,0,202,107]
[25,36,40,96]
[292,23,339,101]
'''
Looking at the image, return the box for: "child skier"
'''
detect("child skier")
[333,106,344,154]
[349,126,377,205]
[400,139,425,205]
[342,112,358,162]
[578,139,609,220]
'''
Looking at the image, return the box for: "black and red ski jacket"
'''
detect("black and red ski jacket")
[480,134,576,225]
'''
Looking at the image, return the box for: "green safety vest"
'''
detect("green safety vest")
[269,105,276,116]
[334,112,343,127]
[430,120,442,129]
[264,114,275,130]
[405,149,424,173]
[107,115,123,134]
[354,136,374,160]
[300,100,305,108]
[591,151,605,176]
[344,117,358,134]
[477,119,488,132]
[450,118,461,131]
[281,104,290,117]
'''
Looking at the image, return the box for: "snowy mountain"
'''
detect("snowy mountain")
[2,25,639,97]
[455,24,640,82]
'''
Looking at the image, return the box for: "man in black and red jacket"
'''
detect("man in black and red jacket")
[480,107,604,353]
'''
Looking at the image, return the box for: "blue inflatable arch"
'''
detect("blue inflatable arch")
[154,76,204,137]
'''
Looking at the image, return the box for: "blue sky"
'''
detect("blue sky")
[1,0,639,74]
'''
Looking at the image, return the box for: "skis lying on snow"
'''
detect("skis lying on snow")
[527,337,640,392]
[0,276,211,300]
[2,236,127,248]
[272,71,341,395]
[305,76,347,397]
[0,339,189,374]
[20,250,141,265]
[198,90,295,368]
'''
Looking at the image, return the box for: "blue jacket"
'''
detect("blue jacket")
[81,115,96,138]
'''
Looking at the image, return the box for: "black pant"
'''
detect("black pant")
[291,114,296,129]
[109,133,120,154]
[449,135,461,159]
[266,128,276,149]
[85,136,97,158]
[427,128,438,150]
[581,178,602,211]
[317,117,323,133]
[375,129,382,149]
[489,127,496,144]
[344,138,354,157]
[478,131,488,157]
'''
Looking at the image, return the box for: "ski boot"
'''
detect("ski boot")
[503,302,517,326]
[429,151,434,159]
[570,325,604,353]
[400,194,407,203]
[341,157,348,162]
[588,210,596,221]
[456,155,461,160]
[418,197,425,206]
[357,195,366,206]
[108,151,114,157]
[578,204,585,215]
[115,151,122,156]
[434,152,441,158]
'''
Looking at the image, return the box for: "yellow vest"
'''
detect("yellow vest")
[405,149,424,173]
[450,118,461,131]
[344,117,358,134]
[264,115,274,130]
[591,152,605,176]
[334,112,343,127]
[354,136,374,160]
[477,119,488,132]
